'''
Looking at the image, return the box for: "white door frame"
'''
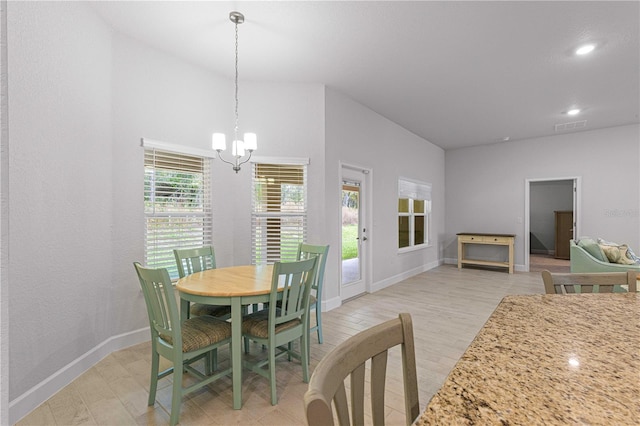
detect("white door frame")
[524,176,581,271]
[339,162,372,300]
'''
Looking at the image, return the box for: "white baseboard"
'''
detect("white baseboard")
[322,296,342,312]
[9,327,150,425]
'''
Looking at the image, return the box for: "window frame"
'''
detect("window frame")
[398,177,432,253]
[142,138,214,279]
[250,157,309,265]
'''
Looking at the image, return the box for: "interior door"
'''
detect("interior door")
[341,166,368,300]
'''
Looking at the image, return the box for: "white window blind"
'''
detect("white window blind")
[398,178,432,201]
[144,148,212,279]
[252,163,307,265]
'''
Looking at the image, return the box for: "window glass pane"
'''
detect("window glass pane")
[398,198,410,213]
[414,199,425,214]
[414,216,425,245]
[399,217,410,248]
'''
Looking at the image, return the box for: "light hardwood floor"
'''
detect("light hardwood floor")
[16,265,545,426]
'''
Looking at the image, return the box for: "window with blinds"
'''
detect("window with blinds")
[144,148,212,279]
[252,163,307,265]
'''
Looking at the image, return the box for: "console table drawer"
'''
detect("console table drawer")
[458,235,483,242]
[483,236,511,243]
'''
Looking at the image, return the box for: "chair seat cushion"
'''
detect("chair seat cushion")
[242,309,302,338]
[161,315,231,352]
[190,303,231,318]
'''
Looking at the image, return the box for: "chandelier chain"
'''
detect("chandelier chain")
[234,20,239,141]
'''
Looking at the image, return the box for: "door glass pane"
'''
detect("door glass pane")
[342,182,361,284]
[414,199,425,213]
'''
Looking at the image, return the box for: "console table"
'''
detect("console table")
[457,233,515,274]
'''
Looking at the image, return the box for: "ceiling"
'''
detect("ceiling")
[90,1,640,151]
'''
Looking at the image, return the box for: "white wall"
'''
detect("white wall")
[324,88,445,303]
[7,1,114,418]
[445,124,640,269]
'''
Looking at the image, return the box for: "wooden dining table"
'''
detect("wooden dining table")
[176,264,274,410]
[416,293,640,425]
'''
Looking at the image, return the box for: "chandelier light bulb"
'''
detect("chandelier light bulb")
[212,133,226,151]
[244,133,257,151]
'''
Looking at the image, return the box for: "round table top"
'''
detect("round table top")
[176,264,274,297]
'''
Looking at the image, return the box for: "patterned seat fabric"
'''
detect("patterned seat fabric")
[242,309,302,338]
[161,315,231,352]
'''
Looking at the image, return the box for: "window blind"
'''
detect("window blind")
[398,178,432,201]
[144,148,212,279]
[251,163,307,265]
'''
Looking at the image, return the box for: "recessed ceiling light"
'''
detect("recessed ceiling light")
[567,108,581,116]
[575,44,595,55]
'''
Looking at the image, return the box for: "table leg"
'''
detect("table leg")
[231,297,243,409]
[180,298,189,323]
[508,241,514,274]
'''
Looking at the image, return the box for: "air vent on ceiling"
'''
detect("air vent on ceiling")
[554,120,587,132]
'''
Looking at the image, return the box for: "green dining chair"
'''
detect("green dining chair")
[133,262,232,426]
[241,257,318,405]
[297,243,330,345]
[174,246,231,319]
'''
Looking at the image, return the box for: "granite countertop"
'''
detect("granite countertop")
[417,293,640,425]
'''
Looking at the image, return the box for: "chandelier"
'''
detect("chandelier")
[212,11,256,173]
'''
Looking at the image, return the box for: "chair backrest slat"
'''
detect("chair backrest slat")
[350,363,366,426]
[333,384,350,425]
[174,246,216,278]
[542,270,637,294]
[370,350,389,425]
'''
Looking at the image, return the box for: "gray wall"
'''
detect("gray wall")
[445,124,640,269]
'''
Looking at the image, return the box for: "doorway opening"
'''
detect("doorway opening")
[525,177,580,272]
